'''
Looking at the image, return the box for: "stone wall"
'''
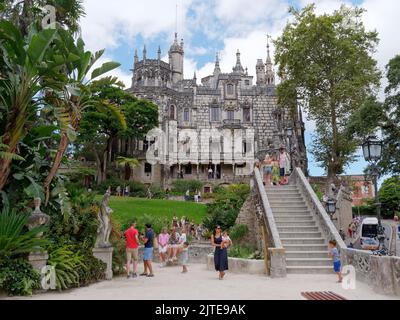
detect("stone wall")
[235,194,262,251]
[342,248,400,296]
[206,254,266,275]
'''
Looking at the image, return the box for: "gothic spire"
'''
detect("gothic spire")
[134,49,138,65]
[233,49,244,74]
[158,46,161,61]
[214,52,221,75]
[143,45,147,62]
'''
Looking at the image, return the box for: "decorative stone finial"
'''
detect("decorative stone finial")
[27,198,50,235]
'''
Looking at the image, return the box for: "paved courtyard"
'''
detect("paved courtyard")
[7,264,399,300]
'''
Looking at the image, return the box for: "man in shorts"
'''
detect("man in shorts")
[140,224,155,278]
[124,220,139,279]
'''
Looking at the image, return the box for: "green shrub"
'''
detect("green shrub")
[379,176,400,218]
[47,245,87,291]
[352,205,375,216]
[229,224,249,242]
[0,258,41,296]
[202,184,250,231]
[312,184,324,201]
[78,251,106,286]
[149,184,166,199]
[172,180,204,194]
[228,245,259,260]
[0,207,49,259]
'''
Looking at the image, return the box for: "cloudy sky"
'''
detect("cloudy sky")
[80,0,400,177]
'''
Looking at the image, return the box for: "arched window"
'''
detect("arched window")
[183,108,190,122]
[227,110,235,121]
[170,105,176,120]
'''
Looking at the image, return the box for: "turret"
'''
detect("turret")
[143,45,147,63]
[256,59,265,85]
[134,49,139,65]
[265,38,275,85]
[232,49,245,74]
[169,33,184,84]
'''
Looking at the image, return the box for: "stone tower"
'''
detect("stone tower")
[169,33,184,84]
[265,40,275,85]
[256,59,266,85]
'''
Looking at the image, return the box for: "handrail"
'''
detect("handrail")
[291,168,346,249]
[254,167,283,249]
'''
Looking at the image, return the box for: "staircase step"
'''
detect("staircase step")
[275,216,314,222]
[285,251,330,259]
[267,195,303,200]
[270,203,307,208]
[281,238,326,245]
[286,258,332,267]
[278,226,319,232]
[276,221,316,227]
[279,232,322,238]
[284,244,328,251]
[287,266,333,274]
[271,207,309,213]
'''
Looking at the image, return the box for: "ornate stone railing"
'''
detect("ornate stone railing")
[342,248,400,296]
[290,168,346,250]
[253,167,286,278]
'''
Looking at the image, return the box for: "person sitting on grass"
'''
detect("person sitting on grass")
[328,240,343,283]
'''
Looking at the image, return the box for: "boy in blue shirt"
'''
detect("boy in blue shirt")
[328,240,343,283]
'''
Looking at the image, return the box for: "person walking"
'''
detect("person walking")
[124,221,139,279]
[211,225,228,280]
[140,224,155,278]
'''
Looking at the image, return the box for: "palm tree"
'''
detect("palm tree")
[0,21,58,191]
[116,156,140,181]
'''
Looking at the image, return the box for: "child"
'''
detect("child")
[221,231,232,249]
[181,242,190,273]
[328,240,343,283]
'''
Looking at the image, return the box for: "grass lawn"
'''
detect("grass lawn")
[105,197,208,226]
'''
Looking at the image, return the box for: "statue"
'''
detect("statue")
[95,189,113,248]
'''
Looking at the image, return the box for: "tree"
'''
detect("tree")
[379,176,400,218]
[348,56,400,175]
[0,21,59,191]
[116,156,140,181]
[76,80,158,184]
[274,5,381,192]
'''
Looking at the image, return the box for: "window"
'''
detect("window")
[245,80,250,86]
[144,163,152,174]
[227,84,234,95]
[183,108,190,122]
[227,110,235,121]
[184,164,192,175]
[210,106,220,122]
[170,105,176,120]
[243,107,251,122]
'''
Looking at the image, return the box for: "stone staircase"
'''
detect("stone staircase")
[266,185,332,274]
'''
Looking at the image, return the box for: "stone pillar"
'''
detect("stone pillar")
[28,252,49,273]
[269,248,287,278]
[92,247,114,280]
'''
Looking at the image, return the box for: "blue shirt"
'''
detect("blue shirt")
[331,247,340,263]
[144,229,154,248]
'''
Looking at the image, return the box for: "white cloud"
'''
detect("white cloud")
[81,0,193,52]
[215,0,288,24]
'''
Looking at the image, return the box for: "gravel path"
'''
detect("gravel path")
[6,264,398,300]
